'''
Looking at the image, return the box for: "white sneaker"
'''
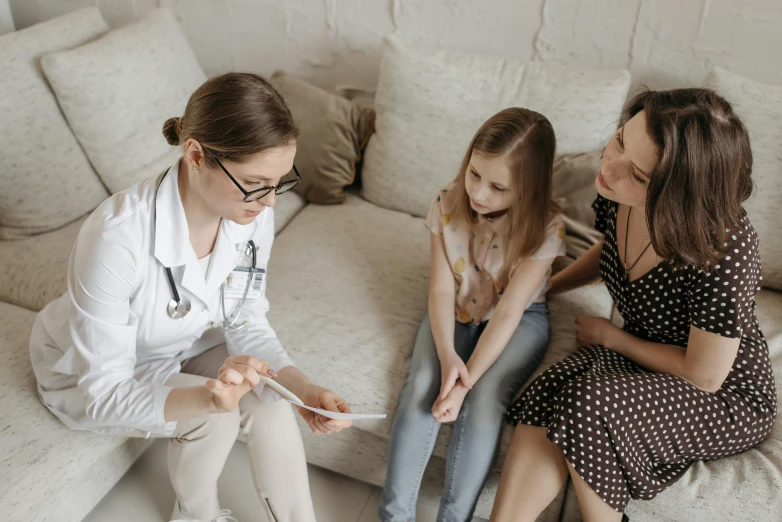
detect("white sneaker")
[170,501,200,522]
[210,510,238,522]
[170,502,238,522]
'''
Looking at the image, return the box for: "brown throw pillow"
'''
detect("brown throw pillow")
[551,151,604,273]
[271,71,375,204]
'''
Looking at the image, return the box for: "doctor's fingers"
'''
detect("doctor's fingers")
[332,394,353,414]
[219,362,261,388]
[225,356,274,377]
[320,394,352,431]
[297,408,328,435]
[311,415,336,435]
[218,367,247,386]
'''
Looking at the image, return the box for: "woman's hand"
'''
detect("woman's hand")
[432,381,469,423]
[297,385,353,435]
[438,350,472,402]
[575,316,622,349]
[205,355,276,413]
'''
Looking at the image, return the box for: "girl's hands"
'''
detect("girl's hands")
[432,381,469,423]
[439,350,472,401]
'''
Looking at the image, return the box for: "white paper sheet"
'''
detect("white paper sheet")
[257,376,387,420]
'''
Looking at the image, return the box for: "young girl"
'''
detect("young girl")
[379,108,567,522]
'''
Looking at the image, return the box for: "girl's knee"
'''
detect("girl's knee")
[462,387,507,424]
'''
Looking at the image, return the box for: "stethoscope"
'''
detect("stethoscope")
[158,171,258,330]
[163,240,257,330]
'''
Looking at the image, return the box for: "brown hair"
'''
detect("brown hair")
[623,88,754,270]
[162,72,298,166]
[451,108,560,271]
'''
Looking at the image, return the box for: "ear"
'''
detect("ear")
[183,138,206,169]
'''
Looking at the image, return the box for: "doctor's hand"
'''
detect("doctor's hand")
[297,385,353,435]
[206,356,276,413]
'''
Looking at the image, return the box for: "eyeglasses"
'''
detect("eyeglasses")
[215,157,301,203]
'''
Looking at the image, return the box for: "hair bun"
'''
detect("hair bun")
[162,117,182,146]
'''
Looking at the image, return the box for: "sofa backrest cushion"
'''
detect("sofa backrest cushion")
[0,7,110,240]
[705,68,782,290]
[361,35,631,218]
[41,8,206,194]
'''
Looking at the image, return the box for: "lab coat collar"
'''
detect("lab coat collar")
[154,158,259,305]
[154,158,192,269]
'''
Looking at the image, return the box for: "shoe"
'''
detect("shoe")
[622,514,630,522]
[170,501,197,522]
[170,502,238,522]
[210,510,238,522]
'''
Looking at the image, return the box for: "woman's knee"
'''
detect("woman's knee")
[176,408,241,445]
[239,393,297,432]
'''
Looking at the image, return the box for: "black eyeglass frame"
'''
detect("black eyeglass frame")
[215,157,301,202]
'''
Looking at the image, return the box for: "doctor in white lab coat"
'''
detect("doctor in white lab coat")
[29,73,350,522]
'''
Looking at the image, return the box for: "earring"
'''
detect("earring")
[193,166,197,171]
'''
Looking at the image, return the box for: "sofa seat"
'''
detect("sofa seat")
[559,288,782,522]
[0,191,306,312]
[0,301,152,521]
[265,195,615,519]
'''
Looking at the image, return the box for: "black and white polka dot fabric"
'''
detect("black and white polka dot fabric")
[506,195,777,512]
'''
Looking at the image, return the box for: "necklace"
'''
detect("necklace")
[623,205,653,275]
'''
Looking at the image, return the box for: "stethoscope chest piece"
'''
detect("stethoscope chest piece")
[167,295,191,319]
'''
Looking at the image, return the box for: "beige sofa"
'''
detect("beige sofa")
[1,7,780,522]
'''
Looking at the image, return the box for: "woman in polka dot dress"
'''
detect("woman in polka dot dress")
[489,89,776,522]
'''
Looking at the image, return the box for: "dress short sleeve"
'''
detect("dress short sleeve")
[592,195,612,235]
[687,217,762,339]
[530,213,567,260]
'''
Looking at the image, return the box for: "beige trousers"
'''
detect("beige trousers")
[137,344,316,522]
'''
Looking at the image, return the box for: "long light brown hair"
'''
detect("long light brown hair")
[624,89,754,269]
[451,108,560,271]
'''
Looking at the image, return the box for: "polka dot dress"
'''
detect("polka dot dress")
[506,195,777,512]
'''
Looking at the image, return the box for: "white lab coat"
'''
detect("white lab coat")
[29,158,295,437]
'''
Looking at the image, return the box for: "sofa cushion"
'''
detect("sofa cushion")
[0,216,85,311]
[0,302,152,521]
[0,7,110,240]
[270,71,375,205]
[266,195,614,468]
[561,288,782,521]
[0,192,304,312]
[41,8,206,194]
[552,151,604,272]
[704,68,782,291]
[272,190,307,235]
[361,35,631,218]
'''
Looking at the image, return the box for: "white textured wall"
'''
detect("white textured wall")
[9,0,782,93]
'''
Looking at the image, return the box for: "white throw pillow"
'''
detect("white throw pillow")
[361,35,631,218]
[0,7,109,240]
[41,8,206,194]
[705,68,782,290]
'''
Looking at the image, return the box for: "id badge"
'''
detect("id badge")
[223,267,265,300]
